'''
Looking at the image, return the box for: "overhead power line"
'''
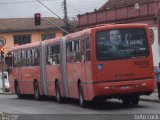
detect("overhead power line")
[0,0,54,4]
[42,18,69,34]
[0,0,106,6]
[0,0,106,19]
[0,0,36,4]
[67,4,83,14]
[36,0,69,34]
[36,0,65,24]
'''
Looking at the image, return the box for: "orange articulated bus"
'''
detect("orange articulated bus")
[6,24,155,107]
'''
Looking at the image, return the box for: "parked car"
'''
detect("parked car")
[0,71,10,92]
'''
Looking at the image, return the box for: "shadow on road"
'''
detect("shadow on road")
[88,101,147,111]
[11,95,148,110]
[65,98,148,110]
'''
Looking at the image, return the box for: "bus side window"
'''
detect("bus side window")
[52,45,59,64]
[5,52,13,68]
[17,51,21,67]
[32,48,39,66]
[47,45,52,65]
[47,44,60,65]
[21,50,25,66]
[36,49,39,65]
[71,41,75,62]
[86,36,91,61]
[23,50,27,66]
[66,42,72,63]
[52,45,56,64]
[31,49,36,66]
[74,39,81,62]
[81,38,85,63]
[13,52,17,67]
[53,44,60,64]
[26,49,32,66]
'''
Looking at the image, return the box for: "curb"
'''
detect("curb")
[140,98,160,103]
[0,92,13,95]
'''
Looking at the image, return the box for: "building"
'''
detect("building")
[99,0,149,10]
[78,0,159,31]
[77,0,160,67]
[0,17,65,54]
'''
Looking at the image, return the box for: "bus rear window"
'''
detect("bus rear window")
[96,28,149,61]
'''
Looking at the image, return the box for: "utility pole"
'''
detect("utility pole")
[42,18,69,34]
[63,0,69,33]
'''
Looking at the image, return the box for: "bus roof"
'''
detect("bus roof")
[44,37,61,45]
[92,23,149,30]
[65,23,148,40]
[8,23,149,51]
[9,42,40,51]
[65,28,91,40]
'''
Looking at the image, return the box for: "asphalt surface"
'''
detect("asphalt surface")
[0,94,160,120]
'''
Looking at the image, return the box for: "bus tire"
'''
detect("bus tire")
[15,83,22,99]
[122,98,131,106]
[55,82,62,103]
[78,84,86,108]
[34,81,40,100]
[131,96,139,105]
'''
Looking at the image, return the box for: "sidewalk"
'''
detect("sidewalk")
[0,88,11,94]
[140,91,160,103]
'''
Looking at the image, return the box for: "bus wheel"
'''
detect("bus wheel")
[131,96,139,105]
[122,98,131,106]
[55,82,62,103]
[15,83,22,99]
[78,84,86,108]
[34,81,40,100]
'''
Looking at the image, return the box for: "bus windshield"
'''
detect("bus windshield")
[96,28,149,61]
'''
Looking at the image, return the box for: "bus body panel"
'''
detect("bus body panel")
[85,62,92,100]
[8,42,41,95]
[64,32,91,99]
[40,41,47,95]
[88,24,155,100]
[7,24,155,104]
[21,67,35,94]
[45,37,69,97]
[9,68,21,94]
[87,79,154,101]
[46,65,61,96]
[20,66,40,95]
[91,59,154,83]
[60,37,69,97]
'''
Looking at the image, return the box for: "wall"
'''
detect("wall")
[0,31,63,54]
[78,1,159,28]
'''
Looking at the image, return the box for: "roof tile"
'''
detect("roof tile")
[0,17,65,33]
[99,0,155,10]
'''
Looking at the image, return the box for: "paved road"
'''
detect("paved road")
[0,94,159,120]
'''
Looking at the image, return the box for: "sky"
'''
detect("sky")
[0,0,107,19]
